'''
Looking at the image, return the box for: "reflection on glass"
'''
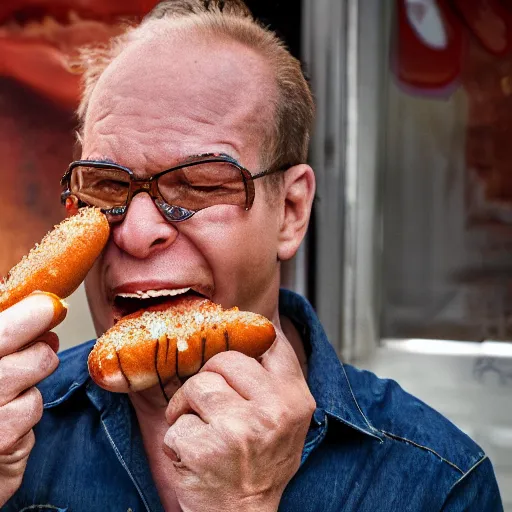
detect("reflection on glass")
[383,1,512,341]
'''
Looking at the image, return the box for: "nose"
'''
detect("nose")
[112,192,179,259]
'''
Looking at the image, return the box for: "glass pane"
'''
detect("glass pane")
[158,162,246,211]
[381,1,512,341]
[71,166,130,209]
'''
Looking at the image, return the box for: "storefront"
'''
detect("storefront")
[298,1,512,505]
[301,0,512,360]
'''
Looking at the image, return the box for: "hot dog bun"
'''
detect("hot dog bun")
[0,208,110,313]
[88,295,276,393]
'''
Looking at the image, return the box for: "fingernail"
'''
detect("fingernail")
[31,291,68,330]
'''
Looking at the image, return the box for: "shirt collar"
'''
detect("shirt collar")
[279,289,382,441]
[40,338,94,408]
[40,289,382,441]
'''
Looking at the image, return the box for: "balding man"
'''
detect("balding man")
[0,1,503,511]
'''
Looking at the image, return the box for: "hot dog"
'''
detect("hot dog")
[0,207,110,314]
[88,295,276,393]
[1,205,275,394]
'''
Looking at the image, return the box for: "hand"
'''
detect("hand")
[0,293,63,506]
[163,331,316,512]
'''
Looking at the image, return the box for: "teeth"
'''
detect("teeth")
[117,287,191,300]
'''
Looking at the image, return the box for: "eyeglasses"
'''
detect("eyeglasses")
[60,153,290,223]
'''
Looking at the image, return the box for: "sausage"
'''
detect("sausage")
[0,206,274,396]
[0,207,110,312]
[87,295,276,394]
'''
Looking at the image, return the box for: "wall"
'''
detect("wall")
[53,284,96,351]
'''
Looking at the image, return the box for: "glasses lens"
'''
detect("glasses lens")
[70,166,130,209]
[157,161,246,211]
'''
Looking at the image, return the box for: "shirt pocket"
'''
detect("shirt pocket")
[18,506,68,512]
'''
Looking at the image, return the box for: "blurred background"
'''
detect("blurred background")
[0,0,511,508]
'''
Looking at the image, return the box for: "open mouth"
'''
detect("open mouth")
[112,287,209,322]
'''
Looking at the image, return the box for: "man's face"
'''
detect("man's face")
[81,28,284,336]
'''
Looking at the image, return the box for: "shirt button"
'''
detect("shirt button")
[313,408,325,427]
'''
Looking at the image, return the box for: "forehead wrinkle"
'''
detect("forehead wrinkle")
[85,100,259,175]
[87,112,244,172]
[85,75,249,160]
[83,28,276,174]
[84,123,243,178]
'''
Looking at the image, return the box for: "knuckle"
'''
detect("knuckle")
[0,365,15,405]
[172,413,191,431]
[222,411,263,445]
[23,430,36,455]
[0,320,13,344]
[0,423,21,454]
[185,372,223,398]
[276,409,293,429]
[34,342,59,374]
[256,408,281,432]
[268,401,291,423]
[23,388,44,425]
[305,394,317,416]
[205,349,246,368]
[0,435,15,454]
[0,364,6,387]
[164,427,177,447]
[245,423,263,445]
[224,418,250,444]
[30,388,44,422]
[186,372,212,391]
[0,390,42,454]
[0,430,35,465]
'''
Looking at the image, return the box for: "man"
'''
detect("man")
[0,1,504,511]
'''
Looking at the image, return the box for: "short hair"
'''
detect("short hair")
[77,0,315,174]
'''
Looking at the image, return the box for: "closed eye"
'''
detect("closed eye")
[91,180,129,196]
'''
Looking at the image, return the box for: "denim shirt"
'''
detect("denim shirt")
[3,289,503,512]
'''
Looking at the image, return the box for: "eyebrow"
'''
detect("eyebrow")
[83,156,118,165]
[181,152,239,163]
[83,152,240,168]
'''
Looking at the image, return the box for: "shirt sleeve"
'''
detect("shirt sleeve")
[440,456,504,512]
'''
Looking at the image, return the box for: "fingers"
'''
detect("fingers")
[29,292,67,331]
[0,342,59,407]
[0,387,43,455]
[0,430,35,477]
[258,330,304,379]
[199,330,304,402]
[166,371,244,426]
[0,293,67,357]
[200,351,274,401]
[163,413,208,464]
[34,331,60,354]
[0,429,35,504]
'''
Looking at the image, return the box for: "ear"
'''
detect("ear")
[277,164,316,261]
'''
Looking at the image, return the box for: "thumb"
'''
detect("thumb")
[259,329,304,379]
